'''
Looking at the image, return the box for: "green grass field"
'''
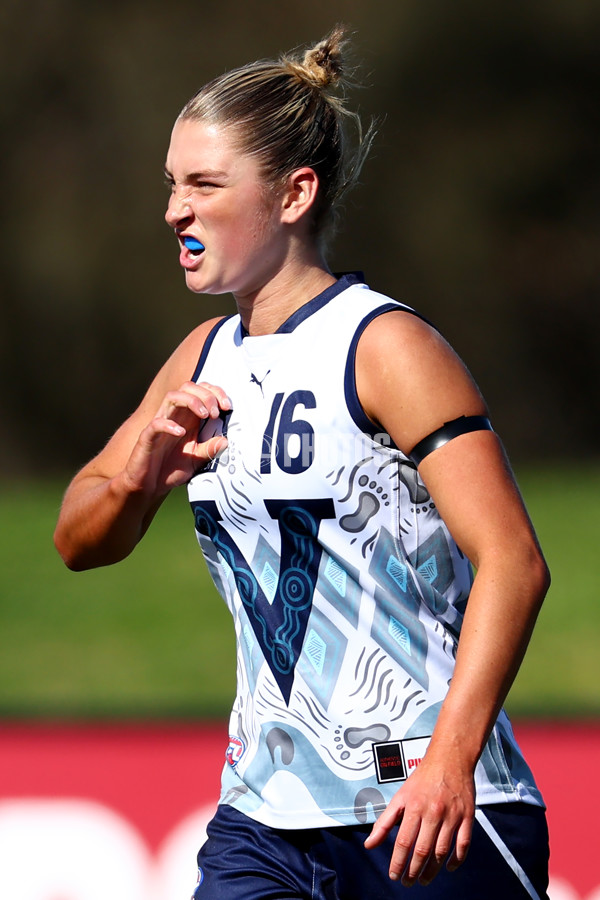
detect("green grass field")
[1,465,599,720]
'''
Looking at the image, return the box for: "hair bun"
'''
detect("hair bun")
[285,25,347,90]
[303,26,346,87]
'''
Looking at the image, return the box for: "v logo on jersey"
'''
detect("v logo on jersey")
[191,497,335,703]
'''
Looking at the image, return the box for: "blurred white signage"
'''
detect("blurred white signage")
[0,799,213,900]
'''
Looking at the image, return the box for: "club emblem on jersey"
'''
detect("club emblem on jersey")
[226,735,246,768]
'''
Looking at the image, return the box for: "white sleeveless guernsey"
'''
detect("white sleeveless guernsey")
[187,274,544,829]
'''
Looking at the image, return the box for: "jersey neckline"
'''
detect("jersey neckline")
[239,272,365,338]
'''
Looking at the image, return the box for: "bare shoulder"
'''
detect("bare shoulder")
[358,308,452,366]
[356,309,487,454]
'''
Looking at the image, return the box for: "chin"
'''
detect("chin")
[184,273,211,294]
[185,275,228,297]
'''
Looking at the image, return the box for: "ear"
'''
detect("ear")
[280,167,320,225]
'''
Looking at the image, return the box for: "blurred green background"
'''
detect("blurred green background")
[1,467,599,719]
[1,0,599,719]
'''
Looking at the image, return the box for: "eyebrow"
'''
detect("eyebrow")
[163,166,229,181]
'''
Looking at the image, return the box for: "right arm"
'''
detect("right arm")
[54,319,230,571]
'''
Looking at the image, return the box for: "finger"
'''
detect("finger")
[159,388,216,424]
[446,815,472,872]
[415,820,456,886]
[194,381,232,411]
[136,417,187,455]
[364,803,405,849]
[149,418,187,439]
[194,435,228,465]
[180,382,232,419]
[122,419,189,492]
[401,825,442,887]
[387,815,422,883]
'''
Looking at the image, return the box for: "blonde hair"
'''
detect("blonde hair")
[178,26,374,239]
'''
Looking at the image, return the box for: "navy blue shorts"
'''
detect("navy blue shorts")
[192,803,549,899]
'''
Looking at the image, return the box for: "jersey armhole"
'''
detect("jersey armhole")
[190,315,236,383]
[344,303,433,442]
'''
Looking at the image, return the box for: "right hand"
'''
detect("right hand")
[122,380,231,497]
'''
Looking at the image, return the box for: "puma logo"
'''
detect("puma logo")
[250,370,271,395]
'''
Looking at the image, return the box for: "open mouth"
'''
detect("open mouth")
[183,236,205,256]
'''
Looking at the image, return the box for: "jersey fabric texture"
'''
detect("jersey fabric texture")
[187,273,544,830]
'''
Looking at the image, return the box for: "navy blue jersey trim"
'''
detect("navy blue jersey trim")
[409,415,493,466]
[344,301,432,442]
[190,315,236,383]
[239,273,365,338]
[275,272,365,334]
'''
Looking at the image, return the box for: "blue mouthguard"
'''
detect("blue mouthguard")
[183,236,205,252]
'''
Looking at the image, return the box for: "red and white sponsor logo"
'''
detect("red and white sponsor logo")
[401,735,430,772]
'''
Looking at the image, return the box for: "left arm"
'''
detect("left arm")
[357,311,550,887]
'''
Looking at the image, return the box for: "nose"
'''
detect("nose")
[165,189,194,228]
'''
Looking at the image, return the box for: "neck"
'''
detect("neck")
[235,254,336,336]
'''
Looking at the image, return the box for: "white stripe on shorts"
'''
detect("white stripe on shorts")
[475,808,541,900]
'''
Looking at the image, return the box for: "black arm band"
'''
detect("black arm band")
[408,415,493,466]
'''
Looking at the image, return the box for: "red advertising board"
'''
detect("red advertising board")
[0,721,596,899]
